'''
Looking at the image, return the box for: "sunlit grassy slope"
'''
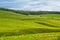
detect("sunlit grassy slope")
[0,10,60,40]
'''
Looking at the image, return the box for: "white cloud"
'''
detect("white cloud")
[21,0,60,11]
[28,1,40,5]
[1,0,60,11]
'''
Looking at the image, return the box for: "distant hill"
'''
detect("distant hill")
[0,8,60,15]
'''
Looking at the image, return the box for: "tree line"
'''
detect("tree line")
[0,8,60,15]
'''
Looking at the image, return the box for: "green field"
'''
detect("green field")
[0,10,60,40]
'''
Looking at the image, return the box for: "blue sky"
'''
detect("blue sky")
[0,0,60,11]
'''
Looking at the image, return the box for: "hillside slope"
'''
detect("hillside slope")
[0,10,60,40]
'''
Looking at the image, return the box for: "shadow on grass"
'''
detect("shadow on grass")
[35,22,59,28]
[21,18,36,21]
[57,36,60,40]
[0,28,60,37]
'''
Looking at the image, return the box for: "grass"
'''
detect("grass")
[0,10,60,40]
[0,33,60,40]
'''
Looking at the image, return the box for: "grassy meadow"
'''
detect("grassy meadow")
[0,10,60,40]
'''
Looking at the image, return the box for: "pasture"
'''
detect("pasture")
[0,10,60,40]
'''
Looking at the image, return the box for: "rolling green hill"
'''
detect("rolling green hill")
[0,9,60,40]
